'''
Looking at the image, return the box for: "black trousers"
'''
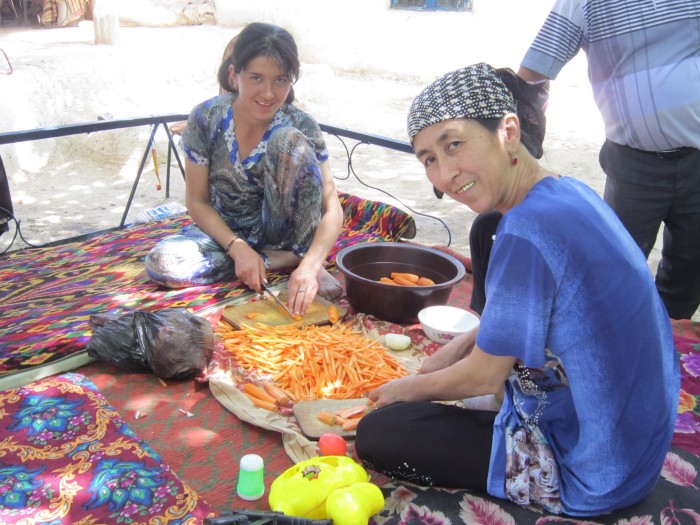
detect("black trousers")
[0,157,13,235]
[354,216,500,490]
[355,401,496,490]
[600,141,700,319]
[468,210,502,316]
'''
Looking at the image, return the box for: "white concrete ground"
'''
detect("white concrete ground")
[0,21,603,257]
[2,13,686,316]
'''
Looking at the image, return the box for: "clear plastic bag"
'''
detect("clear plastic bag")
[87,308,214,380]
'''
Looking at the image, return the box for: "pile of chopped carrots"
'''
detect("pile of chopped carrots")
[216,321,407,402]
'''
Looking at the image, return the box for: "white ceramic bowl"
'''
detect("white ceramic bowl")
[418,305,480,344]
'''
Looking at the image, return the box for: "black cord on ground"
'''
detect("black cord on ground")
[0,206,42,255]
[329,135,452,247]
[0,47,13,75]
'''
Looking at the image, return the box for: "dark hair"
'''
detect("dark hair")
[494,67,549,159]
[217,23,300,104]
[469,69,549,159]
[217,35,238,93]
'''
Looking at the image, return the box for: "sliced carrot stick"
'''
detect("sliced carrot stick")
[341,417,361,431]
[328,305,339,324]
[221,322,407,400]
[335,405,368,420]
[380,277,398,285]
[390,272,420,283]
[262,380,290,405]
[242,383,277,405]
[317,411,338,426]
[416,277,436,286]
[245,312,259,319]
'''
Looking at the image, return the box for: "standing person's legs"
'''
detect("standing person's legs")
[655,150,700,319]
[600,140,700,318]
[355,401,495,491]
[469,211,503,316]
[0,156,13,235]
[600,140,670,259]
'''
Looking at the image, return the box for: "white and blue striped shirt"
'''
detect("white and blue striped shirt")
[521,0,700,152]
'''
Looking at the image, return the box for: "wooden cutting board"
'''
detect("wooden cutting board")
[293,398,369,440]
[221,292,345,329]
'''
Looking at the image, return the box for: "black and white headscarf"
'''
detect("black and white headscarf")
[407,62,548,160]
[407,63,516,143]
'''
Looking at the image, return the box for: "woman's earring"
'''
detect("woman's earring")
[510,151,519,166]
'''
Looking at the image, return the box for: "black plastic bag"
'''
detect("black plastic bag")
[87,312,146,371]
[87,308,214,380]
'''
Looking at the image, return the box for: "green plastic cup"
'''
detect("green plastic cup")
[237,454,265,501]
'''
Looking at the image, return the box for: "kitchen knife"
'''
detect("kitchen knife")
[260,283,298,320]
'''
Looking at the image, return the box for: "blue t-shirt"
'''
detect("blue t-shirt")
[477,177,679,515]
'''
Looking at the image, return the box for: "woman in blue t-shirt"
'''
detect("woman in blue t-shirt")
[145,23,343,315]
[355,63,679,516]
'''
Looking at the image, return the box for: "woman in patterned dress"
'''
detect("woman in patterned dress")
[146,23,343,315]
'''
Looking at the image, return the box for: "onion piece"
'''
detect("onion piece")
[385,333,411,351]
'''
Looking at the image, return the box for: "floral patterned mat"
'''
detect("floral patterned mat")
[205,300,700,524]
[373,444,700,525]
[0,373,214,524]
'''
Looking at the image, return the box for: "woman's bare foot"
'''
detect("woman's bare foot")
[317,267,343,301]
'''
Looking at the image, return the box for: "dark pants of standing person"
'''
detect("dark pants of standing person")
[355,401,496,490]
[0,157,13,235]
[600,141,700,320]
[468,210,503,316]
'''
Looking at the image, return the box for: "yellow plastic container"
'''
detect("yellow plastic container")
[269,456,384,524]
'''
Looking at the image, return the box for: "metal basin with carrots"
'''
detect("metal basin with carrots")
[335,242,466,324]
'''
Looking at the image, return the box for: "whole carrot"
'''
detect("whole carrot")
[391,272,420,283]
[243,392,277,412]
[262,380,290,405]
[392,275,418,286]
[242,383,277,405]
